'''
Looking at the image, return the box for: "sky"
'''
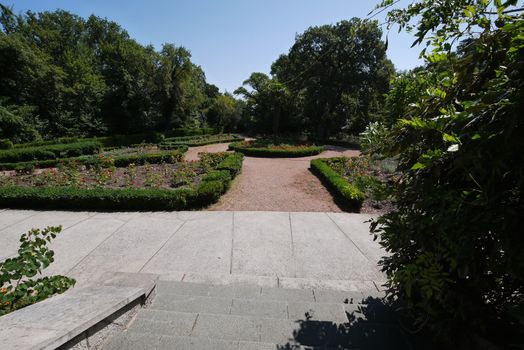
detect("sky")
[8,0,423,93]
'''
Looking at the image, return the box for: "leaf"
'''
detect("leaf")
[443,133,459,143]
[411,162,426,170]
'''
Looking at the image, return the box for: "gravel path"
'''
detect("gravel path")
[187,144,360,212]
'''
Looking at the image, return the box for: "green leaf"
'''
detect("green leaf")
[443,133,459,143]
[411,162,426,170]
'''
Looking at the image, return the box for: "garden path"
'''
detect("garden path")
[184,143,360,212]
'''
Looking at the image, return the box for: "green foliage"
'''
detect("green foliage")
[310,158,365,209]
[0,153,243,210]
[0,6,238,141]
[371,0,524,346]
[0,148,186,171]
[0,141,102,163]
[229,140,323,158]
[0,138,12,149]
[160,134,243,148]
[0,226,75,316]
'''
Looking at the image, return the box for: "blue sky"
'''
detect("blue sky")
[8,0,423,93]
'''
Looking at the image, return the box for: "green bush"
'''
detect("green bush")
[369,1,524,346]
[0,139,13,149]
[229,142,323,158]
[0,152,243,210]
[159,134,243,148]
[0,148,187,171]
[310,158,364,209]
[0,141,102,163]
[0,226,75,316]
[163,128,216,138]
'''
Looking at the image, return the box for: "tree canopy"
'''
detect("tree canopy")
[0,5,237,142]
[237,18,394,138]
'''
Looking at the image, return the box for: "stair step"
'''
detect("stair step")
[103,332,338,350]
[126,310,367,347]
[150,294,360,322]
[156,280,374,303]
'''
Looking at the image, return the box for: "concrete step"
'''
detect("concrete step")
[123,310,406,348]
[156,280,377,303]
[102,331,338,350]
[150,294,361,322]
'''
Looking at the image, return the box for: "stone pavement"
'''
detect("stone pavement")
[0,210,385,289]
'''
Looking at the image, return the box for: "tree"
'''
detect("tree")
[206,93,240,131]
[271,18,394,138]
[235,73,299,137]
[0,5,216,141]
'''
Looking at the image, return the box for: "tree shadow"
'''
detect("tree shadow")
[277,297,441,350]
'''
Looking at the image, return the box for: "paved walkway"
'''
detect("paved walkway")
[0,210,384,289]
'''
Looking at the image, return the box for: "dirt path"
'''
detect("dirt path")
[206,145,360,212]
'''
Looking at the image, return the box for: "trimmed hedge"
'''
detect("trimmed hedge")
[0,148,188,171]
[0,139,13,149]
[310,158,364,209]
[229,142,323,158]
[0,153,243,211]
[310,138,361,150]
[163,127,217,137]
[0,141,102,163]
[160,135,243,148]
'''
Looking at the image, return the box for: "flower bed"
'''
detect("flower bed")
[229,140,323,158]
[311,156,395,211]
[0,152,243,211]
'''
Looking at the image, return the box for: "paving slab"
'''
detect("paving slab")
[141,211,233,275]
[290,212,383,281]
[326,213,386,263]
[0,209,40,230]
[232,211,294,277]
[0,210,91,260]
[191,313,260,342]
[151,294,233,314]
[67,216,183,285]
[230,298,288,319]
[0,210,385,288]
[42,217,127,277]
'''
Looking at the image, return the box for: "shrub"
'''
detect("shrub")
[369,1,524,346]
[163,128,216,138]
[0,148,187,171]
[229,141,323,158]
[0,152,243,210]
[159,134,243,148]
[0,139,13,149]
[0,141,102,163]
[310,158,364,209]
[0,226,75,316]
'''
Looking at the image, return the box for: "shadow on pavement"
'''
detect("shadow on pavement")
[277,297,440,350]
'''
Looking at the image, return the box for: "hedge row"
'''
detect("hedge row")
[163,127,218,137]
[310,138,361,150]
[229,142,323,158]
[10,128,218,149]
[310,158,364,209]
[0,148,187,171]
[0,141,102,163]
[160,135,243,148]
[0,153,243,211]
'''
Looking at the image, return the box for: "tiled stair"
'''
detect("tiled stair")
[103,280,410,350]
